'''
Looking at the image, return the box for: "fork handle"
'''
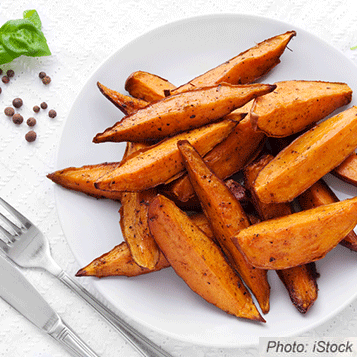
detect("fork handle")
[56,270,172,357]
[50,317,99,357]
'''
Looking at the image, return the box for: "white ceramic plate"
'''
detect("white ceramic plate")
[55,14,357,347]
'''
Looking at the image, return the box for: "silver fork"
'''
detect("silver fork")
[0,197,172,357]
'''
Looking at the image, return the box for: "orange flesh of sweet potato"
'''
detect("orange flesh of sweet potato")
[244,154,318,313]
[94,119,237,192]
[165,102,266,203]
[119,189,160,269]
[92,83,275,143]
[171,31,296,94]
[148,194,264,322]
[298,179,357,251]
[178,140,270,314]
[232,197,357,269]
[124,71,176,102]
[47,163,123,200]
[333,152,357,186]
[250,80,352,137]
[75,242,170,278]
[254,106,357,204]
[97,81,148,115]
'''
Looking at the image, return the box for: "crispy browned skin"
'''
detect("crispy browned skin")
[244,154,318,313]
[97,81,148,115]
[93,83,274,143]
[94,119,237,192]
[276,264,318,314]
[124,71,176,102]
[47,163,122,200]
[75,242,170,278]
[333,152,357,186]
[165,101,266,203]
[250,80,352,137]
[298,179,357,251]
[178,140,270,314]
[148,194,264,322]
[171,31,296,94]
[232,197,357,270]
[254,106,357,204]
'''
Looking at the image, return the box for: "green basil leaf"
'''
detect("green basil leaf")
[23,10,42,30]
[0,17,51,65]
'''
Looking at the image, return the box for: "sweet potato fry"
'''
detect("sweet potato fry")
[254,106,357,204]
[333,152,357,186]
[244,154,318,313]
[94,119,237,192]
[120,189,160,269]
[92,83,274,143]
[165,102,266,203]
[97,81,148,115]
[250,80,352,137]
[124,71,176,102]
[148,194,264,322]
[171,31,296,94]
[47,162,123,200]
[276,263,318,314]
[232,197,357,269]
[75,242,170,278]
[178,140,270,314]
[298,179,357,251]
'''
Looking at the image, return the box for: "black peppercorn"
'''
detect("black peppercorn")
[12,113,23,125]
[6,69,14,78]
[33,105,40,113]
[25,131,37,142]
[27,117,36,127]
[48,109,57,118]
[12,98,23,108]
[42,76,51,85]
[4,107,15,116]
[40,102,48,109]
[2,76,9,84]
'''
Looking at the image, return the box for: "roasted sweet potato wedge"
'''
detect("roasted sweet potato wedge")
[232,197,357,269]
[276,263,318,314]
[165,102,266,203]
[93,83,274,143]
[120,189,160,269]
[333,152,357,186]
[244,154,318,313]
[254,106,357,204]
[94,119,237,192]
[47,162,122,200]
[97,81,148,115]
[250,80,352,137]
[148,194,264,322]
[171,31,296,94]
[75,242,170,278]
[298,179,357,251]
[178,140,270,313]
[124,71,176,102]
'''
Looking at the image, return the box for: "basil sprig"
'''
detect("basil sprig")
[0,10,51,65]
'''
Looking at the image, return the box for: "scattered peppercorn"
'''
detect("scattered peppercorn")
[40,102,48,109]
[2,76,9,84]
[0,69,2,75]
[6,69,14,78]
[12,98,23,108]
[26,117,36,127]
[0,87,2,94]
[4,107,15,116]
[42,76,51,85]
[12,113,23,125]
[33,105,40,113]
[48,109,57,118]
[25,131,37,142]
[39,71,46,79]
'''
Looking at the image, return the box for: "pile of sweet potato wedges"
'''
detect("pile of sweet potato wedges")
[47,30,357,322]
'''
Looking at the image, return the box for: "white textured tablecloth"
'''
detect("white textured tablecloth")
[1,0,357,356]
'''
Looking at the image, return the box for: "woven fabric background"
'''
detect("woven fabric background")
[0,0,357,356]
